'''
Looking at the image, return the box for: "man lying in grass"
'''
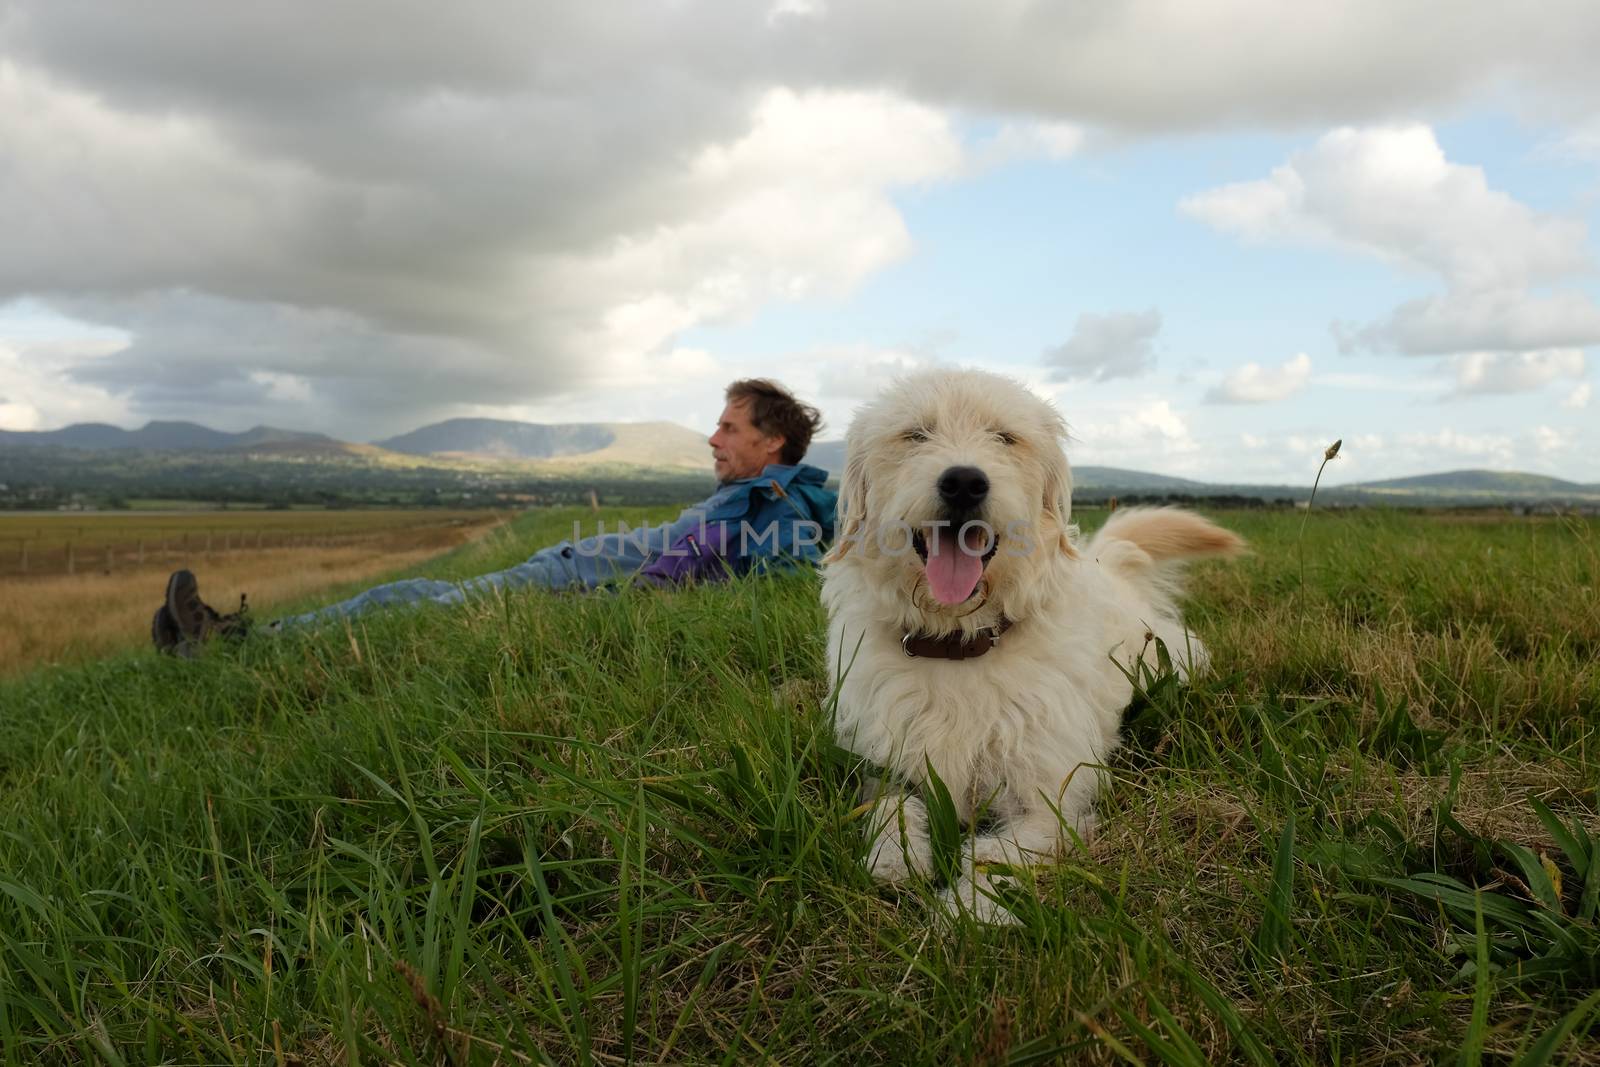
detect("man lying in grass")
[151,378,837,656]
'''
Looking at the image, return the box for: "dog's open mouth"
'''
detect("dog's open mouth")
[912,525,1000,605]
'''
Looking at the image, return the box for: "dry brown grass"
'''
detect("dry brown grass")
[0,514,503,674]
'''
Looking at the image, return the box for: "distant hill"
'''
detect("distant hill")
[1073,466,1210,491]
[374,419,614,460]
[533,422,712,470]
[0,421,335,451]
[1344,469,1597,496]
[5,418,1599,509]
[377,417,712,470]
[0,416,715,471]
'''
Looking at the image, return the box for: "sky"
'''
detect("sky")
[2,2,1599,487]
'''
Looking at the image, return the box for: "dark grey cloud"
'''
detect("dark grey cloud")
[56,293,552,439]
[4,0,1600,431]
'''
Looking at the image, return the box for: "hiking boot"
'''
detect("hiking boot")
[156,570,251,656]
[151,603,183,654]
[165,570,212,640]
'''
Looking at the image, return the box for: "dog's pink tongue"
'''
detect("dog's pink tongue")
[924,527,984,605]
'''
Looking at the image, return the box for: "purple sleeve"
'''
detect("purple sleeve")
[635,523,735,585]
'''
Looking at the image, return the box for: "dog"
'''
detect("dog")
[821,368,1242,922]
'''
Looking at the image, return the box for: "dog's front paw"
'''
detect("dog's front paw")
[968,836,1019,866]
[863,793,933,883]
[940,869,1024,926]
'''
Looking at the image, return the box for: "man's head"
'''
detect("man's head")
[708,378,823,483]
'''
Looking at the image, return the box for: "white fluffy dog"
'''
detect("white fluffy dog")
[822,369,1242,922]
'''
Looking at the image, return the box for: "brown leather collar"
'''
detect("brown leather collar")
[901,617,1013,660]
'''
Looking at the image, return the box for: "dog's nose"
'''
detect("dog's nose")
[938,466,989,512]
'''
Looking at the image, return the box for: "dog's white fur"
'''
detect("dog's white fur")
[822,369,1242,921]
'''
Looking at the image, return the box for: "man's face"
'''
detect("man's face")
[709,399,785,483]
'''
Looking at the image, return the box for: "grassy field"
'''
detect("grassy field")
[0,506,1596,1063]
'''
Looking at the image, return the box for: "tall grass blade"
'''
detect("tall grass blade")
[1254,810,1296,960]
[1515,987,1600,1066]
[921,758,965,885]
[1457,894,1491,1067]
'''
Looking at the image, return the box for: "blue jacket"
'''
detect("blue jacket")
[538,463,836,589]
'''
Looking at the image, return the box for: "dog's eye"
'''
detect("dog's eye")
[901,428,929,444]
[994,431,1018,446]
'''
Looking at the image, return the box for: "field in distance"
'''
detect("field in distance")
[0,508,511,674]
[0,507,516,579]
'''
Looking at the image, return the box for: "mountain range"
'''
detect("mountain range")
[0,421,339,452]
[3,419,1599,504]
[0,417,714,471]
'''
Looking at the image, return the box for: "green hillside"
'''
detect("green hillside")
[1347,468,1591,494]
[0,508,1596,1061]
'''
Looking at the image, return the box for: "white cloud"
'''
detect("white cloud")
[1450,348,1586,396]
[805,345,937,405]
[0,336,133,431]
[1182,125,1589,289]
[1205,352,1312,403]
[1533,425,1569,454]
[1063,397,1201,473]
[1184,124,1600,360]
[1563,381,1593,409]
[1352,433,1385,454]
[1044,309,1162,382]
[1551,118,1600,160]
[1393,428,1517,466]
[1343,290,1600,356]
[455,346,730,436]
[247,370,314,406]
[568,87,963,364]
[1312,371,1436,393]
[971,120,1088,169]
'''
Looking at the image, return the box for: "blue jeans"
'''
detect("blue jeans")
[274,540,613,628]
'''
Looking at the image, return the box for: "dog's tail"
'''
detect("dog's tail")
[1087,507,1244,586]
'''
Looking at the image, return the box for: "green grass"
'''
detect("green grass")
[0,507,1597,1064]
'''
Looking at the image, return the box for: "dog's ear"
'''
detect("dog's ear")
[824,444,868,562]
[1041,434,1079,559]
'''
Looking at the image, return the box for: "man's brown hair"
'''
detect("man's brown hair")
[725,378,822,466]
